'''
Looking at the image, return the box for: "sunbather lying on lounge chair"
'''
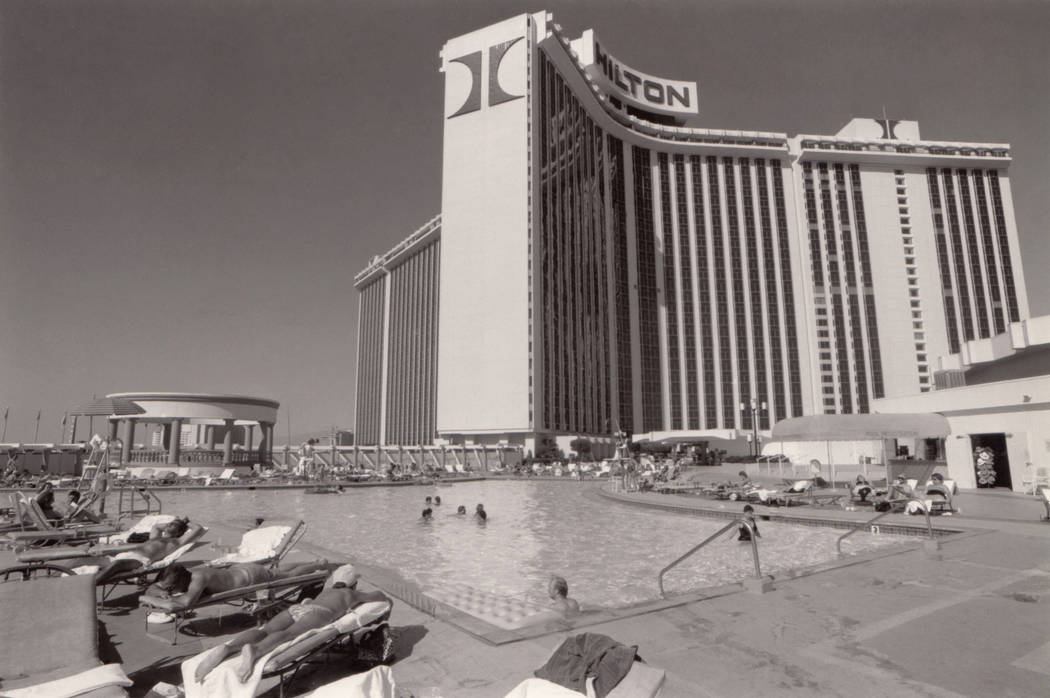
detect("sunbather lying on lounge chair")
[193,563,391,684]
[148,559,333,611]
[81,517,204,584]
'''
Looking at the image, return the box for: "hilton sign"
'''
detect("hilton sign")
[578,31,699,117]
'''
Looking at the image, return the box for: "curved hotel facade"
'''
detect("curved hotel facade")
[354,12,1029,451]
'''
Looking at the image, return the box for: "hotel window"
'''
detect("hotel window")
[911,300,921,308]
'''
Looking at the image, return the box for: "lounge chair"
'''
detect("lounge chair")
[1039,487,1050,522]
[4,494,119,547]
[755,479,814,506]
[207,520,306,568]
[139,568,334,644]
[180,599,394,698]
[0,571,132,697]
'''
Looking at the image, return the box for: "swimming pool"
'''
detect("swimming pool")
[159,480,906,609]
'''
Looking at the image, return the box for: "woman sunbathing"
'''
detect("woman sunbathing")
[193,564,391,683]
[148,559,332,610]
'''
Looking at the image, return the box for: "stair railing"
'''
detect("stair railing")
[658,517,761,598]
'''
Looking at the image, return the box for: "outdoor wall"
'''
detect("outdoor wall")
[875,373,1050,491]
[437,13,540,438]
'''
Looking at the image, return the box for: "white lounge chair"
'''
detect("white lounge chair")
[207,520,306,568]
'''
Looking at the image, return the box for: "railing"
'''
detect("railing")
[836,495,934,555]
[657,518,761,598]
[126,449,256,465]
[116,486,162,523]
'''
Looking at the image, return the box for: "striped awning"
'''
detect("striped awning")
[68,397,145,417]
[771,413,951,441]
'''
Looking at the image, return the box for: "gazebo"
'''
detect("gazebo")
[72,393,280,471]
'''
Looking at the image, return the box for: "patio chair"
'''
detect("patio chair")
[139,568,334,644]
[206,520,306,568]
[180,599,394,698]
[1039,487,1050,522]
[0,571,132,697]
[4,494,119,547]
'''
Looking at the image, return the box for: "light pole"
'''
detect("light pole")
[740,399,767,458]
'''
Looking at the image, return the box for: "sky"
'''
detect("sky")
[1,0,1048,443]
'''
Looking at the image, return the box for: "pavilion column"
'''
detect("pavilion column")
[223,419,234,466]
[246,425,255,452]
[167,419,182,465]
[206,425,217,451]
[121,419,134,464]
[265,423,274,465]
[108,419,119,442]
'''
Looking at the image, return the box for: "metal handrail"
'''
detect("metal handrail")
[837,494,934,555]
[116,487,162,523]
[658,517,761,598]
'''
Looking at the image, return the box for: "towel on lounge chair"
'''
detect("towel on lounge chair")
[2,663,131,698]
[208,522,302,567]
[99,514,176,545]
[300,665,396,697]
[180,600,392,698]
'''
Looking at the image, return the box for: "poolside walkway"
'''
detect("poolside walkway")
[2,475,1047,697]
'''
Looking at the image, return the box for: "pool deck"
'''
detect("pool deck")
[2,474,1048,697]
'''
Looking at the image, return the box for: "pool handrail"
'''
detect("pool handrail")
[657,517,761,598]
[836,495,934,555]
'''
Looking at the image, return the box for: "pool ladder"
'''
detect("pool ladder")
[657,517,761,598]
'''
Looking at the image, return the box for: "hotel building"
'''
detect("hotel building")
[354,12,1030,454]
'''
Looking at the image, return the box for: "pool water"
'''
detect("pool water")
[159,480,905,609]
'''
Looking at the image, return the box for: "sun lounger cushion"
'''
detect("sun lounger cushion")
[99,514,175,545]
[263,600,392,671]
[0,573,130,696]
[504,678,586,697]
[209,525,292,566]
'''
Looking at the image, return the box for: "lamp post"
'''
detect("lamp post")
[740,399,767,458]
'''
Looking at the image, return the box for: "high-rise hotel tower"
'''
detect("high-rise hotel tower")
[354,12,1029,450]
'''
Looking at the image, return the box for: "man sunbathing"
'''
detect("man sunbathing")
[148,559,333,610]
[194,563,391,683]
[87,517,203,584]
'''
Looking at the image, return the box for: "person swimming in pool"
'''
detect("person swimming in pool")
[547,575,580,616]
[474,503,487,521]
[737,505,760,542]
[434,495,441,505]
[193,564,391,684]
[421,507,433,520]
[148,559,332,610]
[425,496,432,505]
[456,505,467,515]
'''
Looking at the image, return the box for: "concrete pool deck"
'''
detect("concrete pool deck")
[2,477,1047,697]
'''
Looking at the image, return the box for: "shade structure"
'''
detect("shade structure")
[771,413,951,441]
[69,397,145,417]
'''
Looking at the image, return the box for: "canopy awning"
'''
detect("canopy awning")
[771,413,951,441]
[68,397,145,417]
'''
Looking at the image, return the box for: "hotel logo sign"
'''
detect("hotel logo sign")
[448,37,525,118]
[591,39,698,117]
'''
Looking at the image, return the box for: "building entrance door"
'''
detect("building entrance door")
[970,433,1012,489]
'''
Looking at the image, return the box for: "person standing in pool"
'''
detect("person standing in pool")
[548,575,580,616]
[474,503,487,521]
[434,495,441,506]
[456,505,467,515]
[421,507,433,520]
[738,505,760,542]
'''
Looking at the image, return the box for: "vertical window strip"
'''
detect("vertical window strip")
[848,165,883,400]
[707,156,731,427]
[660,153,681,429]
[771,163,802,416]
[610,136,632,432]
[818,163,851,412]
[942,169,975,340]
[724,158,749,427]
[972,172,1006,334]
[691,156,717,428]
[634,146,663,431]
[926,168,961,353]
[740,158,767,428]
[957,169,990,337]
[836,165,867,411]
[756,161,785,424]
[675,155,699,428]
[988,172,1021,322]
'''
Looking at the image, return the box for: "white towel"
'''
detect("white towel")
[3,663,132,698]
[300,665,397,698]
[181,640,291,698]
